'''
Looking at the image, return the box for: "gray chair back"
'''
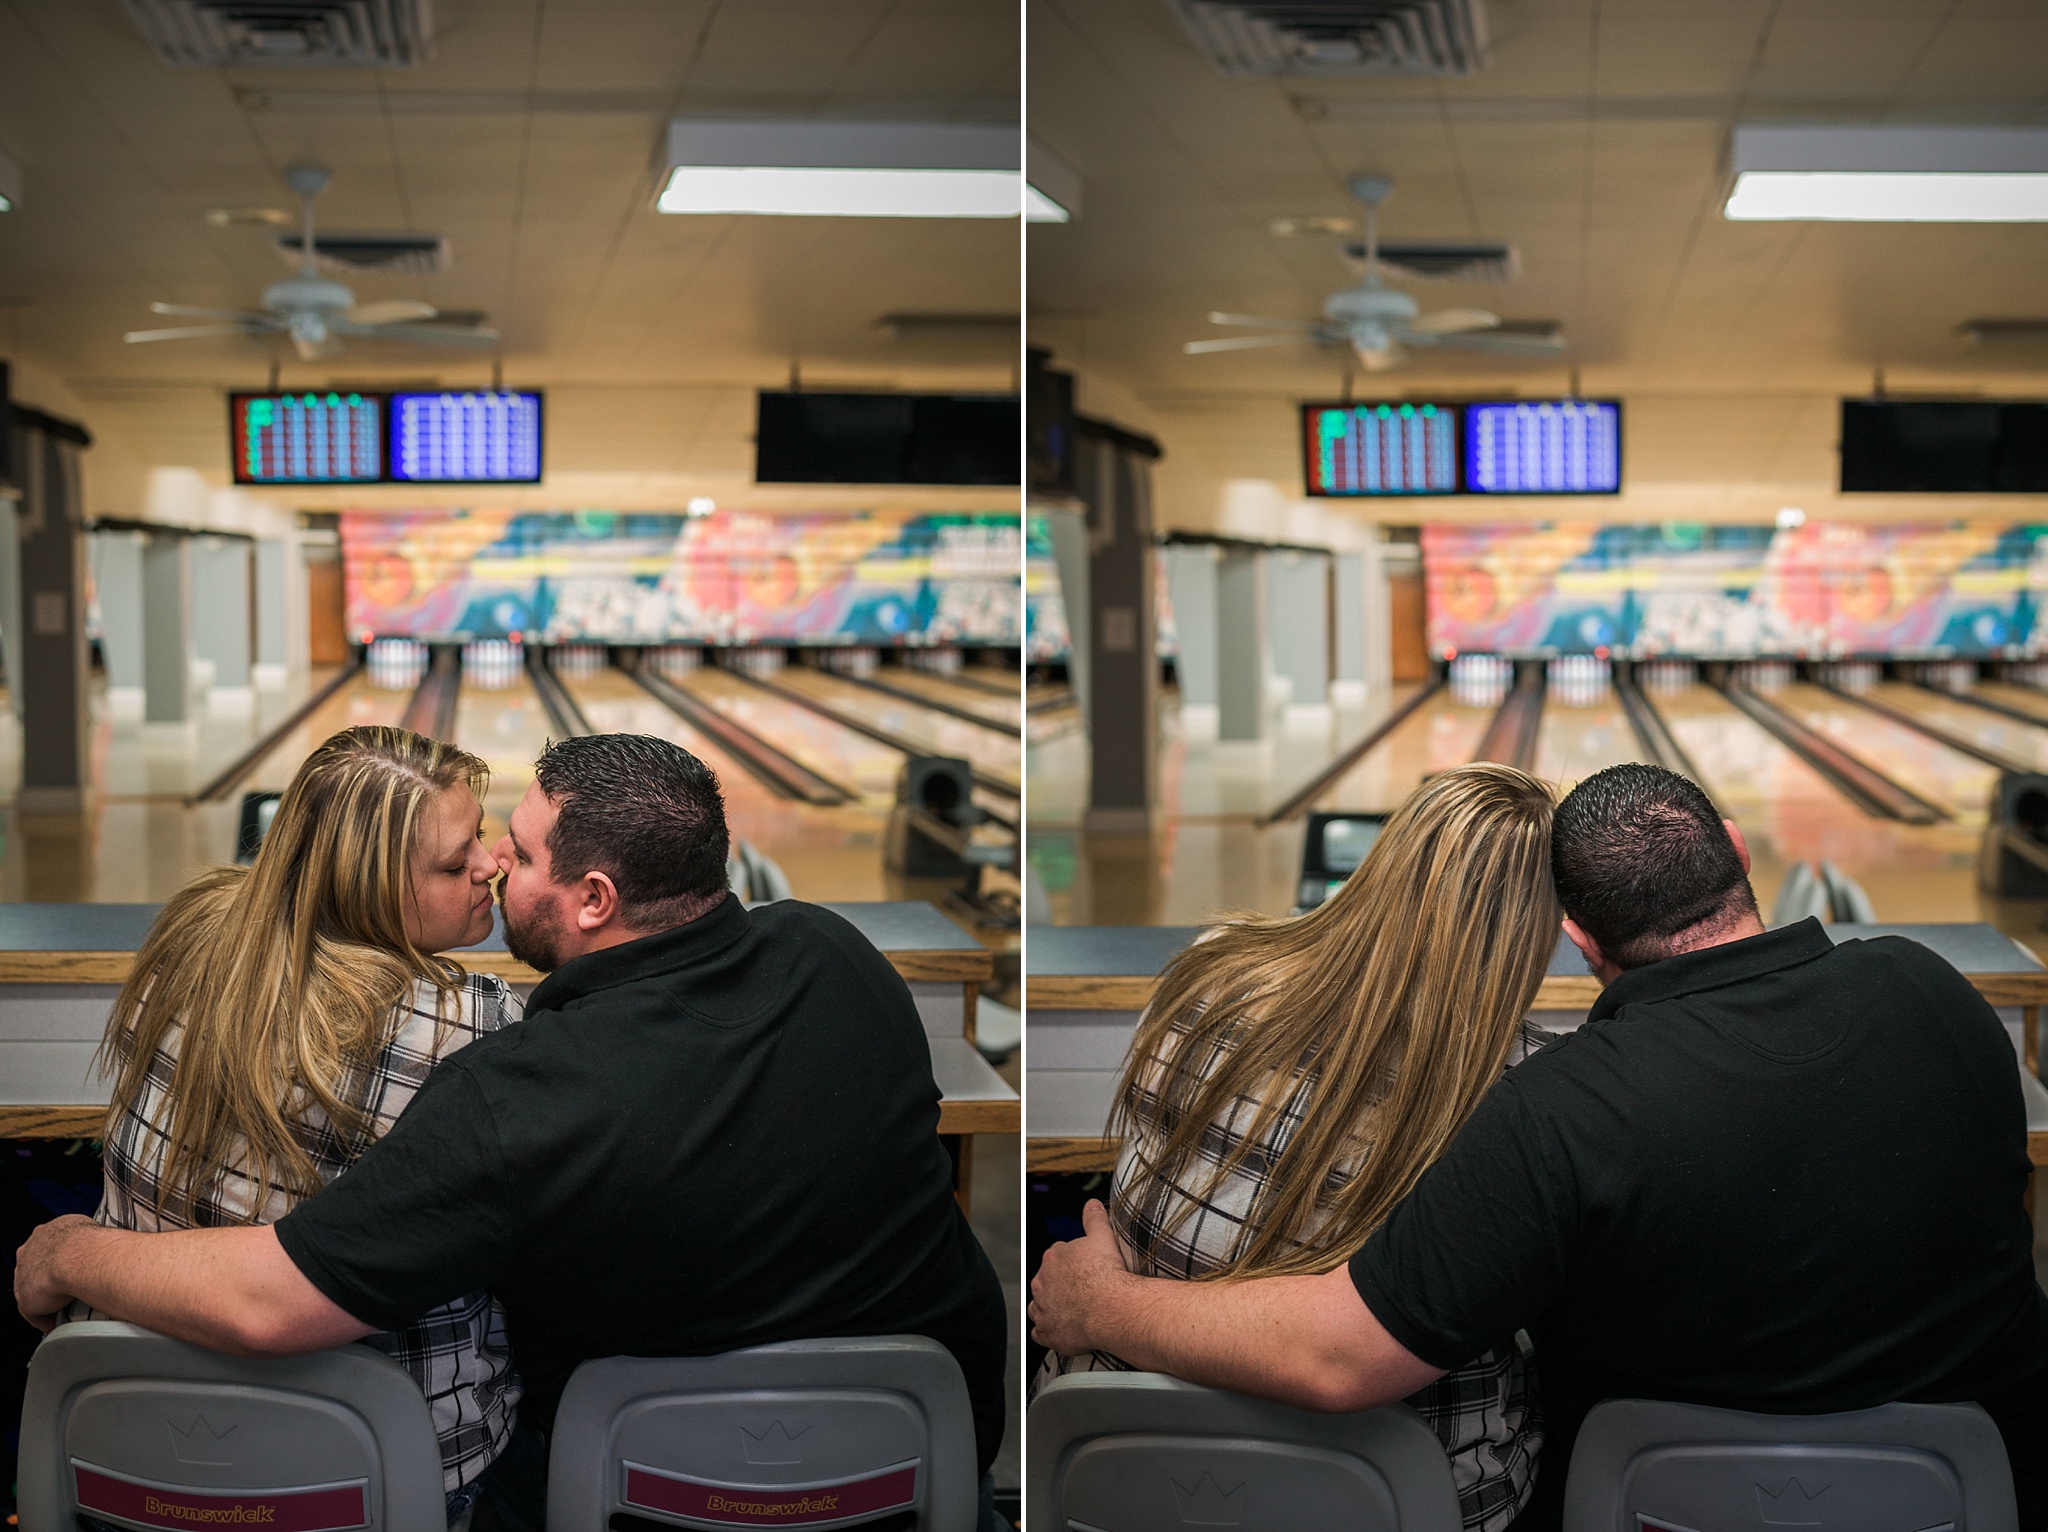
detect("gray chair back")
[1563,1398,2018,1532]
[1027,1372,1462,1532]
[544,1336,977,1532]
[19,1320,446,1532]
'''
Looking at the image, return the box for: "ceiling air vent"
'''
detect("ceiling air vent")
[276,232,448,275]
[123,0,432,68]
[1168,0,1488,78]
[1346,240,1520,282]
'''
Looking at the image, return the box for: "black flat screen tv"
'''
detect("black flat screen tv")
[1841,400,2048,492]
[755,391,1020,485]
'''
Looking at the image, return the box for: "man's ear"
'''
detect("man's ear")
[1722,817,1751,875]
[1561,916,1605,973]
[576,870,622,932]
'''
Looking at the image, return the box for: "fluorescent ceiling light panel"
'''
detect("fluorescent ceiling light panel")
[662,120,1020,218]
[1026,134,1081,223]
[1728,125,2048,222]
[0,148,19,212]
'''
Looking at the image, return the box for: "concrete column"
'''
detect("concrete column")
[1361,539,1394,695]
[1216,547,1268,742]
[93,532,147,714]
[16,425,90,813]
[1078,430,1158,834]
[1268,549,1330,724]
[0,498,19,721]
[142,533,193,725]
[190,537,252,704]
[253,538,289,688]
[1332,551,1368,707]
[1042,505,1090,720]
[1163,543,1219,737]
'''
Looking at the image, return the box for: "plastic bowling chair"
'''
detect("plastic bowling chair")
[1561,1398,2018,1532]
[1026,1372,1462,1532]
[545,1336,978,1532]
[19,1320,448,1532]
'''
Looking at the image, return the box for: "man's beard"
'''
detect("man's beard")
[501,895,569,973]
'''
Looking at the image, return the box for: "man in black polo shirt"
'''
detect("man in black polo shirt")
[1030,763,2048,1528]
[16,735,1007,1528]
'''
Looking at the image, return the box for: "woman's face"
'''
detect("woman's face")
[404,785,497,953]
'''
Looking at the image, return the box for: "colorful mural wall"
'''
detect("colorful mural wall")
[1425,522,2048,658]
[343,508,1020,645]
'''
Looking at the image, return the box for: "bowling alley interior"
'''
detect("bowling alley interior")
[1023,0,2048,1318]
[0,1,1024,1520]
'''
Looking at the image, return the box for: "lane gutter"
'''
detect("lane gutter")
[629,663,855,806]
[1259,679,1445,826]
[1813,681,2033,775]
[819,668,1017,735]
[399,646,462,743]
[1712,680,1947,824]
[1472,667,1546,770]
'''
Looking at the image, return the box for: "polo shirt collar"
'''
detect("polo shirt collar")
[526,891,749,1012]
[1586,916,1834,1023]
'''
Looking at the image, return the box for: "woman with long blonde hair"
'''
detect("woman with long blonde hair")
[80,726,520,1521]
[1038,763,1560,1532]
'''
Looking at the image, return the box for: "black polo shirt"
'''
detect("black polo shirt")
[276,895,1009,1472]
[1350,919,2048,1528]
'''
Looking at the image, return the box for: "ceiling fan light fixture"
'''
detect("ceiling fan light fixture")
[1727,126,2048,221]
[660,120,1020,219]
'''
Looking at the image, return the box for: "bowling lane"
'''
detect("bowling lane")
[1647,685,1984,918]
[1313,691,1494,811]
[769,667,1021,788]
[678,668,906,803]
[1974,680,2048,726]
[1530,695,1650,790]
[452,674,557,826]
[1853,682,2048,774]
[562,667,784,813]
[865,666,1018,728]
[239,669,410,792]
[1765,682,1997,822]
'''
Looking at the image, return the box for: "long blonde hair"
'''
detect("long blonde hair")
[102,726,490,1224]
[1111,763,1559,1281]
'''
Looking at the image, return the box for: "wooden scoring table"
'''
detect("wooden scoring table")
[1027,922,2048,1178]
[0,901,1017,1141]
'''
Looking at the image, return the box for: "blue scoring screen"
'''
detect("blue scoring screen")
[1464,399,1622,494]
[388,391,544,483]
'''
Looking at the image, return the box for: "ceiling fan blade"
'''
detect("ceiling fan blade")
[149,302,269,322]
[1208,311,1323,331]
[348,299,438,325]
[1419,329,1568,354]
[124,324,266,343]
[1408,307,1500,335]
[1184,332,1318,354]
[336,321,501,347]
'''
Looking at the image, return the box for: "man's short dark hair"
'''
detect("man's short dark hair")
[1553,763,1756,968]
[533,734,730,928]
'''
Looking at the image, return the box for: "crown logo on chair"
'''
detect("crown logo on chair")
[166,1417,237,1466]
[1172,1473,1246,1526]
[1756,1478,1829,1525]
[741,1421,811,1465]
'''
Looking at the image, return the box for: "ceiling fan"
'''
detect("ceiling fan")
[1184,176,1566,372]
[125,164,498,361]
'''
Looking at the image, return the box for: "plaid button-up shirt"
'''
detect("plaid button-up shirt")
[1037,1016,1542,1532]
[76,971,524,1497]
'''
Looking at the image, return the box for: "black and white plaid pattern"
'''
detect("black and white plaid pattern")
[1037,1016,1542,1532]
[80,972,524,1496]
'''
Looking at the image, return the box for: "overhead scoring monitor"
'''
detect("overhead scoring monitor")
[389,391,544,484]
[1303,401,1457,496]
[1464,398,1622,494]
[231,392,383,485]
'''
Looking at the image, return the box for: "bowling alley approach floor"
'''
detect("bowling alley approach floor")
[0,660,1023,910]
[1026,679,2048,960]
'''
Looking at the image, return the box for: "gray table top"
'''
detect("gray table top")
[1026,919,2042,978]
[0,900,983,957]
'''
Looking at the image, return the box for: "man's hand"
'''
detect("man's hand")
[15,1215,97,1331]
[1029,1200,1133,1354]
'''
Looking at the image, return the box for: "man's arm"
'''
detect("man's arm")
[1028,1201,1443,1412]
[15,1215,373,1356]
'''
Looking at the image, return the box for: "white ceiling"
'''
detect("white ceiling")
[1026,0,2048,513]
[0,0,1020,508]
